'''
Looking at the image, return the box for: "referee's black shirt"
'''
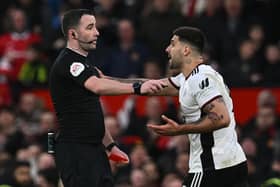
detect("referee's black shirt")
[49,48,105,144]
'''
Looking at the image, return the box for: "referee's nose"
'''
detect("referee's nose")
[94,27,99,37]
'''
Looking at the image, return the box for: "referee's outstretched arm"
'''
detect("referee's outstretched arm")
[84,75,167,95]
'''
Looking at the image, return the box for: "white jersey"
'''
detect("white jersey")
[170,64,246,173]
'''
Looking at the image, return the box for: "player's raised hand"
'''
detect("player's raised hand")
[147,115,181,136]
[140,79,168,94]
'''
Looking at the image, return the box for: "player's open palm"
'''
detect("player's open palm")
[148,115,181,136]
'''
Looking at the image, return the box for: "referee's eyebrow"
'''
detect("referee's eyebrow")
[86,23,94,29]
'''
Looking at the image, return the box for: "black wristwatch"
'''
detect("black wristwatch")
[106,142,117,151]
[133,81,143,95]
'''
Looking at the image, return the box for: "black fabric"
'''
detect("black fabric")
[182,162,248,187]
[49,48,105,143]
[55,142,113,187]
[200,132,215,171]
[200,109,215,171]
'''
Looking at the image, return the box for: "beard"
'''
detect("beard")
[169,58,181,69]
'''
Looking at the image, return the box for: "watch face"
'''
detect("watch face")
[133,82,140,88]
[133,82,142,94]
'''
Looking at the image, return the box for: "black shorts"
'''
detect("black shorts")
[182,162,248,187]
[54,142,113,187]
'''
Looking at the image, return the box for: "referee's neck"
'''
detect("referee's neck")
[66,43,88,57]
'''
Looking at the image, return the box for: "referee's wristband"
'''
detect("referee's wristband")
[106,142,117,151]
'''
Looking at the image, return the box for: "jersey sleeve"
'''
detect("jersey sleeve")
[190,74,222,108]
[169,73,185,89]
[68,62,99,87]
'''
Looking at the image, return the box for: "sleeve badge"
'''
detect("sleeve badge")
[70,62,85,77]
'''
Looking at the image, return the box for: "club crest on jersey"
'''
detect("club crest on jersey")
[199,77,209,89]
[70,62,85,77]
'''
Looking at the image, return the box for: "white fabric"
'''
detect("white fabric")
[171,64,246,172]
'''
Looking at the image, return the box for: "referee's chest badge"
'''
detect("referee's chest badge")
[70,62,85,77]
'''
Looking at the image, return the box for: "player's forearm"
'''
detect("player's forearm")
[179,114,230,134]
[180,117,228,134]
[179,97,231,134]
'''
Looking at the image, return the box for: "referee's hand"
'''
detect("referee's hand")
[108,146,129,165]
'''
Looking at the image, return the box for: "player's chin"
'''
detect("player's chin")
[168,59,173,68]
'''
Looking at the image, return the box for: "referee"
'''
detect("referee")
[49,9,166,187]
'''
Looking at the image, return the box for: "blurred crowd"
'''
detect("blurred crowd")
[0,0,280,187]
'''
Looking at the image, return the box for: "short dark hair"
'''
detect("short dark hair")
[61,9,95,37]
[173,26,206,53]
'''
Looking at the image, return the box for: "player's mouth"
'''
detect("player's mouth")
[168,54,172,61]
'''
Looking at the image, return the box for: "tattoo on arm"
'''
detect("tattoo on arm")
[208,112,224,123]
[203,97,225,124]
[216,97,225,104]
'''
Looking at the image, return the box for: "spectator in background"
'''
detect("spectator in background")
[13,0,43,31]
[34,111,56,151]
[175,152,189,179]
[0,107,26,157]
[257,89,278,110]
[248,24,266,60]
[121,0,146,29]
[263,44,280,86]
[242,90,279,182]
[161,173,182,187]
[215,0,256,64]
[1,161,35,187]
[105,115,121,140]
[262,158,280,187]
[142,160,160,187]
[130,168,148,187]
[156,135,189,176]
[241,137,262,187]
[18,44,49,89]
[0,8,41,78]
[116,145,150,180]
[142,59,162,79]
[124,97,163,141]
[223,39,262,87]
[36,168,59,187]
[0,8,41,102]
[16,93,42,138]
[92,0,122,46]
[140,0,185,69]
[37,153,56,171]
[104,19,149,78]
[193,0,223,61]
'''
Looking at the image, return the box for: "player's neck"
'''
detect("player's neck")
[182,57,204,77]
[67,42,88,57]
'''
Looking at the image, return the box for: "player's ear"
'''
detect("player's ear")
[183,46,190,56]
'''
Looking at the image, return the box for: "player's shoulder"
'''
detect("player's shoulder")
[187,64,217,90]
[189,64,214,80]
